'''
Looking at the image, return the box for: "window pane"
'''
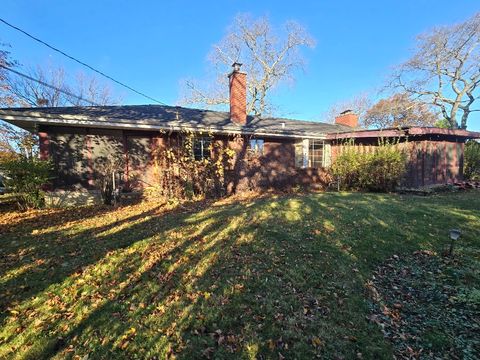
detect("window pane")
[308,140,324,168]
[257,139,264,155]
[295,142,303,168]
[249,138,264,155]
[203,139,211,160]
[193,137,211,160]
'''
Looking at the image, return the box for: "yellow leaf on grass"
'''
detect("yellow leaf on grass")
[311,336,323,347]
[267,339,275,350]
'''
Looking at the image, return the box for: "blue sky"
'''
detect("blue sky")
[1,0,479,130]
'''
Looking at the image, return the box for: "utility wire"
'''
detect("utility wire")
[0,64,100,106]
[0,17,168,106]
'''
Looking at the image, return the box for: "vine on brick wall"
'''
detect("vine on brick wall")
[148,130,235,200]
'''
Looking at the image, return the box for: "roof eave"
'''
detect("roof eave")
[0,114,330,140]
[327,127,480,140]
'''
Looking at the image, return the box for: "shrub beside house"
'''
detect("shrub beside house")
[464,140,480,181]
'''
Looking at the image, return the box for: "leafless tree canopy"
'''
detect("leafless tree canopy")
[364,93,438,129]
[322,93,372,126]
[391,12,480,129]
[0,50,120,157]
[0,45,35,158]
[180,14,315,117]
[0,44,17,107]
[5,64,119,107]
[0,122,36,159]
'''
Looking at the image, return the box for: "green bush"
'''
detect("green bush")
[330,144,362,190]
[1,157,53,210]
[464,140,480,181]
[332,140,407,192]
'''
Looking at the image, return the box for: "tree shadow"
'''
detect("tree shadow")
[1,192,478,359]
[0,204,113,235]
[0,199,211,322]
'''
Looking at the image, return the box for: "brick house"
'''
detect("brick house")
[0,63,479,197]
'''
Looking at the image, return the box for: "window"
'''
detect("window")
[193,137,212,161]
[249,138,264,155]
[295,139,331,168]
[308,140,324,168]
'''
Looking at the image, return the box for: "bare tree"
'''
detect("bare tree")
[0,122,37,159]
[1,60,119,158]
[390,12,480,129]
[6,65,68,107]
[364,93,438,129]
[69,72,116,106]
[0,44,35,159]
[0,43,17,107]
[5,63,118,107]
[180,14,315,117]
[322,93,372,126]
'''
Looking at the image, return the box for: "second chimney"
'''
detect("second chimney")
[228,62,247,125]
[335,110,358,128]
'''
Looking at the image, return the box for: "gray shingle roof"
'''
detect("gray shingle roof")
[0,104,352,138]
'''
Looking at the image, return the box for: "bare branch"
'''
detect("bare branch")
[388,12,480,129]
[179,14,315,117]
[4,63,120,107]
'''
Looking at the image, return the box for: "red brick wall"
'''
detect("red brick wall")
[229,71,247,125]
[42,126,331,193]
[225,136,330,193]
[335,113,358,127]
[38,131,49,160]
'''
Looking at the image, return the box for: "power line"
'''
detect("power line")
[0,17,168,106]
[0,64,100,106]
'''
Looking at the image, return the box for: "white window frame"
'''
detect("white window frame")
[192,137,212,161]
[249,138,265,155]
[295,139,331,168]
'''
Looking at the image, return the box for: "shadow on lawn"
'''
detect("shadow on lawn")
[0,201,209,318]
[0,203,113,235]
[1,192,478,359]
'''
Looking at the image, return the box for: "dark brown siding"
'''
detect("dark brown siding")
[331,136,466,188]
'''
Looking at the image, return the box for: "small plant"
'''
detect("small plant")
[0,157,53,210]
[93,154,124,205]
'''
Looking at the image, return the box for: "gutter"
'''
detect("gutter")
[326,127,480,140]
[0,114,331,140]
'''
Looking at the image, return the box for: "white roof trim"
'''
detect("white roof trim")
[0,114,330,140]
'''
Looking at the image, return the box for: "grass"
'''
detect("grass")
[0,191,479,359]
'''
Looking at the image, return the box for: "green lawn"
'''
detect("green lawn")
[0,191,479,359]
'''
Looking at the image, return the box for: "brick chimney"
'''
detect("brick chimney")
[228,62,247,125]
[335,109,358,128]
